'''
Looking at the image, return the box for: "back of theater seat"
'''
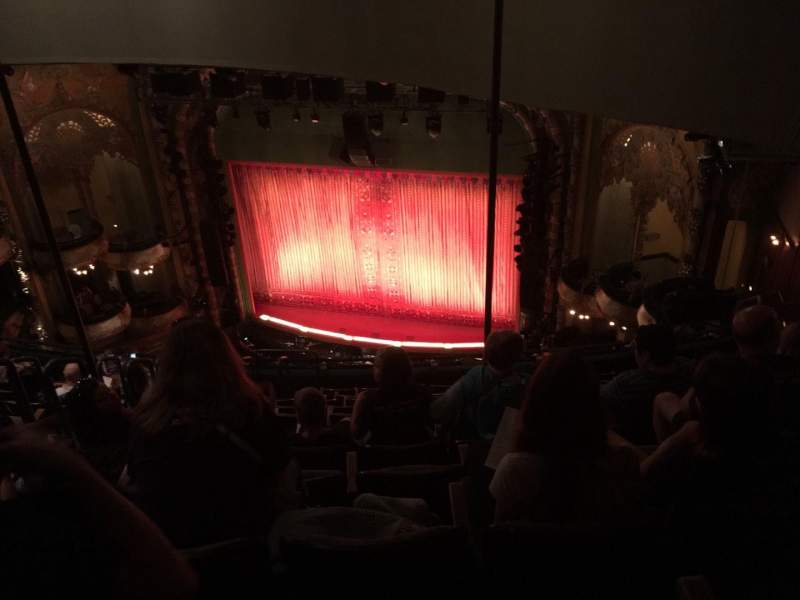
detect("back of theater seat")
[280,525,473,590]
[181,537,271,599]
[292,444,352,471]
[483,520,673,599]
[357,464,465,523]
[357,440,452,470]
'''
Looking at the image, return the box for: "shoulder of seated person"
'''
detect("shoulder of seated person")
[496,451,541,471]
[606,445,645,472]
[603,369,642,386]
[667,420,702,448]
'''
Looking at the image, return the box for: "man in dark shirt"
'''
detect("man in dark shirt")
[602,324,692,444]
[653,304,798,442]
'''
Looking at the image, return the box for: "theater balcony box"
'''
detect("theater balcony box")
[0,236,11,266]
[31,219,108,271]
[57,300,132,344]
[594,263,642,326]
[128,296,187,337]
[104,239,171,272]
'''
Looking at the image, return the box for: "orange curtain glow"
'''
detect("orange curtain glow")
[229,162,520,328]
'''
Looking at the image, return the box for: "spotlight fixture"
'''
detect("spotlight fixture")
[310,110,321,125]
[366,81,396,103]
[209,69,246,99]
[311,77,344,103]
[426,113,442,140]
[261,74,294,101]
[400,110,409,126]
[368,112,384,137]
[292,107,301,123]
[255,107,271,131]
[150,69,202,97]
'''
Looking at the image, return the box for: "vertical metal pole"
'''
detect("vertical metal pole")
[484,0,505,340]
[0,68,96,375]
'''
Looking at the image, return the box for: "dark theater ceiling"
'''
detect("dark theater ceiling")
[1,1,799,157]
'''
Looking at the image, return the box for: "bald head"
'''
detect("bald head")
[732,305,780,358]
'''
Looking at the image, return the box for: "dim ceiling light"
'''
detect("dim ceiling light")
[400,110,409,126]
[310,110,320,125]
[292,108,301,123]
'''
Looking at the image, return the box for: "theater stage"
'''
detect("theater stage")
[233,162,522,352]
[256,303,488,351]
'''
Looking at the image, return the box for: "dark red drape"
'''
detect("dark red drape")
[229,162,521,328]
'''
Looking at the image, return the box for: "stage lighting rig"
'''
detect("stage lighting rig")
[255,107,271,131]
[426,113,442,140]
[368,112,384,136]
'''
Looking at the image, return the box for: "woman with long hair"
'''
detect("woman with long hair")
[350,346,432,444]
[490,350,640,523]
[123,319,291,547]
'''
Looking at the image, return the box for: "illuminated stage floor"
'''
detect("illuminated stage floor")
[255,303,489,351]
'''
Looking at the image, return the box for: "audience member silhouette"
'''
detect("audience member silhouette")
[350,347,431,444]
[122,318,292,547]
[602,324,692,444]
[293,386,350,445]
[733,304,782,359]
[642,354,797,596]
[490,351,641,523]
[653,304,790,441]
[0,427,196,599]
[431,330,525,440]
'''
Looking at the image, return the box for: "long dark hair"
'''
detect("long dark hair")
[514,350,607,461]
[374,347,413,390]
[136,319,267,434]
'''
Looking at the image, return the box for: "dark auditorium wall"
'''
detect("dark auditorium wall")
[758,164,800,312]
[215,104,529,175]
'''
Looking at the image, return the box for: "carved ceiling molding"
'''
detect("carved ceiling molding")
[22,108,138,187]
[0,65,139,169]
[600,123,695,235]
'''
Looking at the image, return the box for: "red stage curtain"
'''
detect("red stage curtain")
[229,162,521,328]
